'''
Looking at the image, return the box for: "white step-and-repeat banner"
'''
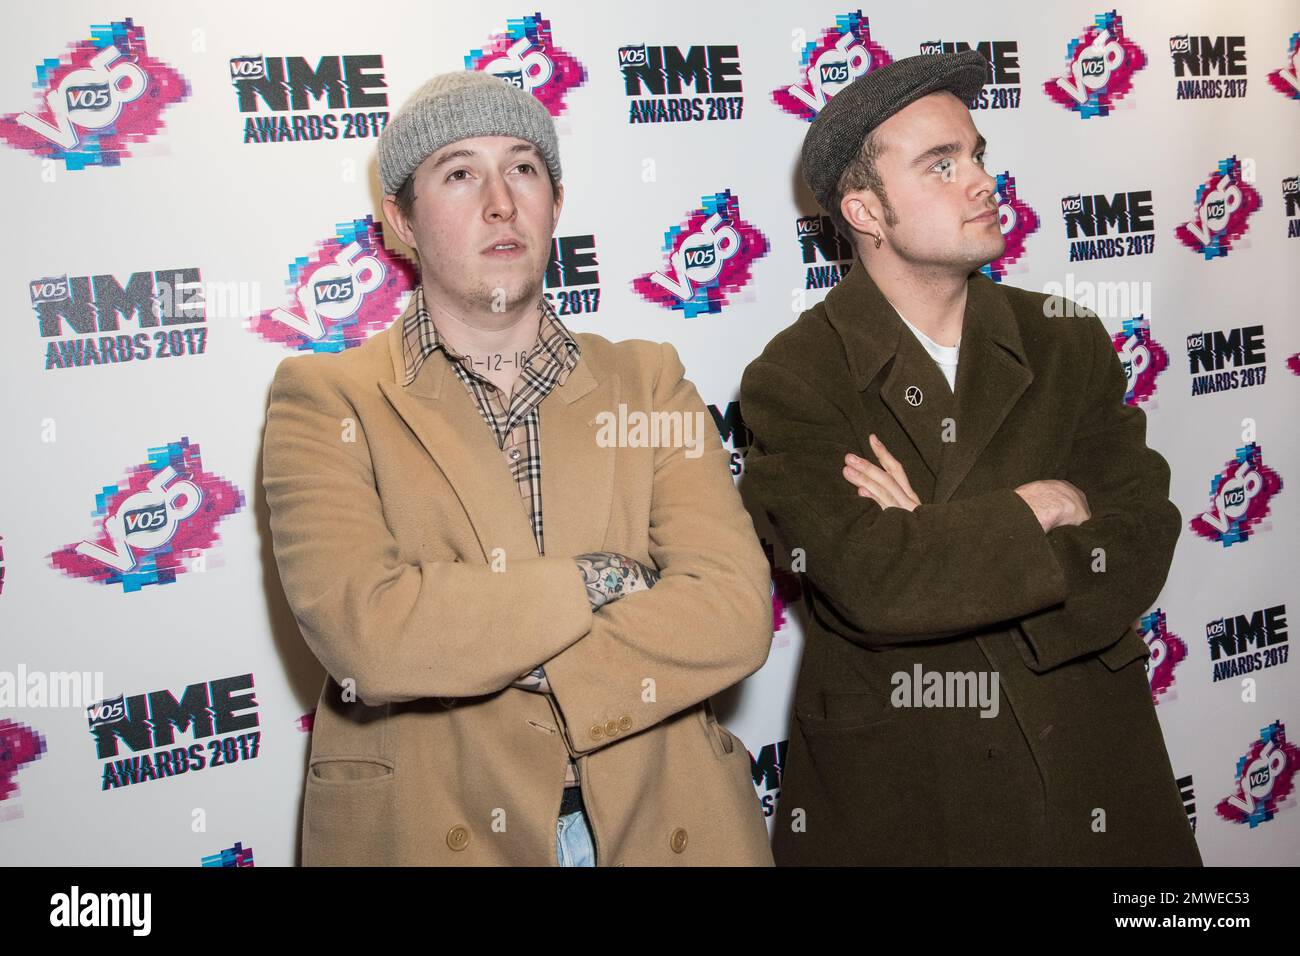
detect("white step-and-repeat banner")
[1,1,1297,866]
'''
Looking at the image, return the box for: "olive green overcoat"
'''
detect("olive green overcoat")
[739,263,1201,866]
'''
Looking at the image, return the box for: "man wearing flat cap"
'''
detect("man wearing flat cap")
[740,51,1200,865]
[263,71,774,866]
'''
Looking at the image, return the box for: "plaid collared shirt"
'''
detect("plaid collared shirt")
[401,285,583,790]
[400,284,581,557]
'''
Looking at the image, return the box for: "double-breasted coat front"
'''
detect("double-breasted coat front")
[739,263,1201,865]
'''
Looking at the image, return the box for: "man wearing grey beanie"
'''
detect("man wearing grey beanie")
[262,70,775,867]
[741,52,1199,865]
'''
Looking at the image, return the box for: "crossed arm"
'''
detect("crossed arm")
[510,552,661,692]
[263,341,770,754]
[738,314,1180,671]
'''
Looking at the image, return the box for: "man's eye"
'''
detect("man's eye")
[515,162,536,174]
[975,152,987,166]
[934,158,954,174]
[446,169,470,182]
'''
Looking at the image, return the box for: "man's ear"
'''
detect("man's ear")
[382,194,415,250]
[841,190,881,238]
[552,179,565,224]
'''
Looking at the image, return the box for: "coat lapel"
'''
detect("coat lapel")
[376,295,618,564]
[825,264,1032,505]
[931,274,1033,504]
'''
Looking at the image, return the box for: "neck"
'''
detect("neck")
[862,254,969,347]
[421,285,541,362]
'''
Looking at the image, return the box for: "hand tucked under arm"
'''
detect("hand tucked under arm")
[574,551,661,610]
[509,552,661,692]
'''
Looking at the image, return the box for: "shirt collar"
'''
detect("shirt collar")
[401,284,581,388]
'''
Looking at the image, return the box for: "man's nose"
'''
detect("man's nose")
[483,172,517,221]
[970,163,997,201]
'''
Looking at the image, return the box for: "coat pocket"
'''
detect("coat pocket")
[794,690,895,735]
[303,757,398,866]
[308,755,395,783]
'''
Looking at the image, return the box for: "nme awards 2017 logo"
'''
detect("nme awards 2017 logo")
[1189,442,1283,547]
[1044,10,1146,118]
[771,11,893,121]
[0,18,188,170]
[465,12,587,116]
[632,190,769,318]
[1216,721,1298,828]
[979,171,1039,282]
[248,216,415,352]
[1138,608,1186,704]
[49,439,245,592]
[1175,156,1262,260]
[1112,315,1168,406]
[89,673,260,792]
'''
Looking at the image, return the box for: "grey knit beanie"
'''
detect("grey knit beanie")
[377,70,562,196]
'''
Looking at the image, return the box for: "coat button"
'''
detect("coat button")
[669,828,688,853]
[446,825,470,851]
[604,718,619,737]
[589,724,603,740]
[618,715,632,731]
[508,448,521,461]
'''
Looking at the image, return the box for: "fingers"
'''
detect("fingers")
[843,456,907,509]
[868,434,921,506]
[843,434,920,511]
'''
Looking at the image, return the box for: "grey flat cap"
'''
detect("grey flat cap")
[377,70,561,196]
[801,50,988,216]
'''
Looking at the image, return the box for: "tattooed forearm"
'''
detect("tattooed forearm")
[511,665,551,694]
[574,551,661,611]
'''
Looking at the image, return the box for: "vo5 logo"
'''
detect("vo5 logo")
[649,213,740,300]
[76,466,201,572]
[786,30,872,113]
[1226,741,1286,816]
[1056,28,1125,104]
[483,38,553,91]
[1117,333,1150,394]
[273,242,385,340]
[87,695,126,728]
[17,45,146,149]
[1185,173,1243,245]
[1200,459,1262,533]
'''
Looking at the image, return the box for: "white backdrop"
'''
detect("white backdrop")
[1,0,1297,866]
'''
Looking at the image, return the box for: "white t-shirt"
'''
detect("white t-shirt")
[891,304,960,393]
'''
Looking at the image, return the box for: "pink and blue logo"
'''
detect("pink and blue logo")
[202,841,254,867]
[0,18,189,170]
[465,12,587,117]
[248,216,415,352]
[49,438,245,592]
[1044,11,1146,118]
[1266,32,1300,101]
[980,171,1039,282]
[772,11,893,121]
[1190,442,1283,547]
[1111,315,1168,406]
[1216,721,1299,828]
[1175,156,1262,259]
[1138,609,1186,704]
[0,720,46,808]
[632,190,770,318]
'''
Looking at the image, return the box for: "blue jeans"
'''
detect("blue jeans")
[556,809,596,867]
